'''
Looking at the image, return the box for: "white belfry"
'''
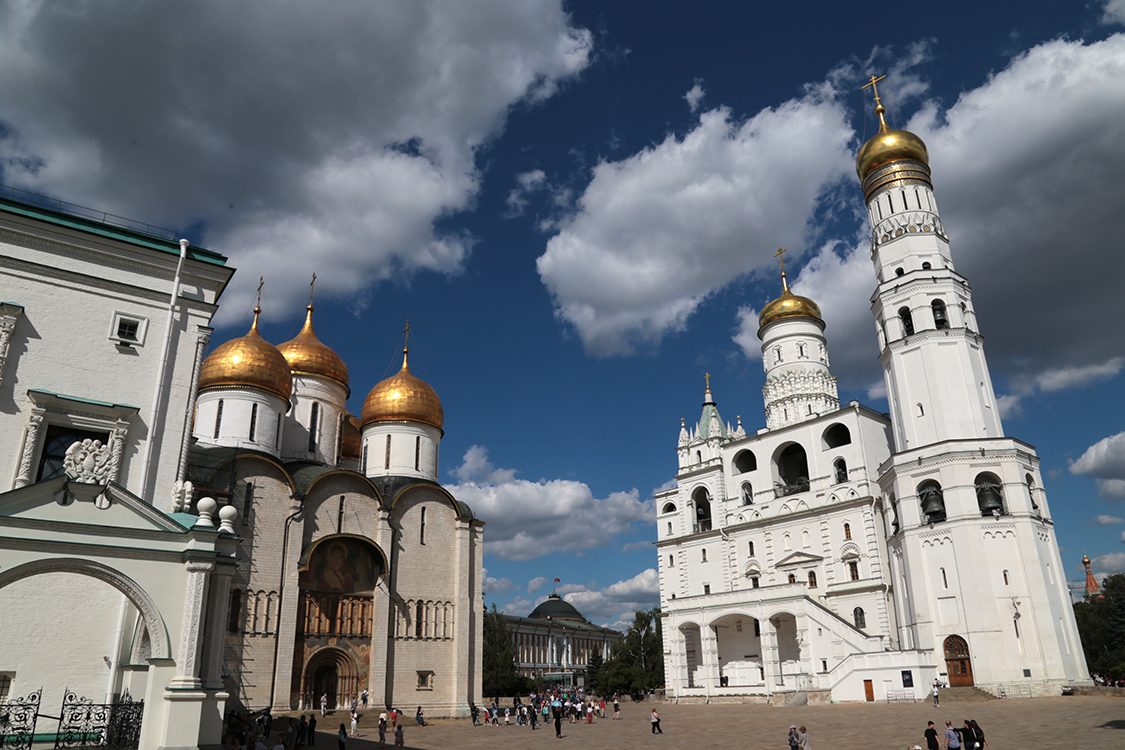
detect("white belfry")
[656,78,1089,704]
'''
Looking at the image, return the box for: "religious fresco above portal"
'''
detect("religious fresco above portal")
[299,537,382,595]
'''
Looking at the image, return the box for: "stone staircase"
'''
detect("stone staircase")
[940,686,997,702]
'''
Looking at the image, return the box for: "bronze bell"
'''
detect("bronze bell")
[976,484,1004,515]
[920,486,945,520]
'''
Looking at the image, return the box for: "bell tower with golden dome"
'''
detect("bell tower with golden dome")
[757,248,838,430]
[360,327,444,482]
[858,76,1001,451]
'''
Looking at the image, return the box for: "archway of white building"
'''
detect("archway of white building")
[709,613,764,689]
[679,623,703,689]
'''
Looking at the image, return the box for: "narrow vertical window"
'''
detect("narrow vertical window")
[248,402,258,442]
[275,413,282,448]
[808,571,817,588]
[385,434,391,469]
[1003,570,1010,586]
[420,507,426,545]
[669,554,674,567]
[788,573,797,584]
[843,522,852,540]
[849,561,860,581]
[667,522,673,535]
[308,402,320,452]
[940,567,948,589]
[748,541,754,556]
[899,307,914,336]
[415,601,424,638]
[214,400,224,439]
[415,435,421,471]
[701,549,707,562]
[335,414,344,465]
[853,607,866,629]
[362,443,368,473]
[751,576,759,589]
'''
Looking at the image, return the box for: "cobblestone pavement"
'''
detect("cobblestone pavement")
[305,696,1123,750]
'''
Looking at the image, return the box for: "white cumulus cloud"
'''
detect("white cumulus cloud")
[0,0,592,321]
[537,85,855,355]
[1092,514,1125,525]
[684,79,705,112]
[447,446,654,561]
[1091,552,1125,574]
[1071,432,1125,501]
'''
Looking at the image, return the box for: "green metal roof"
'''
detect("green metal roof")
[28,389,139,411]
[0,191,227,266]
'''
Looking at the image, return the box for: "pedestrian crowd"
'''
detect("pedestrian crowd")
[916,718,988,750]
[469,687,625,739]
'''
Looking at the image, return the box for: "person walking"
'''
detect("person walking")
[944,720,962,750]
[798,725,812,749]
[307,714,317,747]
[553,704,563,739]
[361,689,369,710]
[932,681,941,707]
[924,721,940,750]
[349,710,359,738]
[320,694,328,717]
[415,706,426,727]
[389,708,397,729]
[613,696,620,720]
[336,725,346,750]
[650,708,662,734]
[377,715,387,749]
[969,719,988,748]
[393,726,404,747]
[788,724,800,750]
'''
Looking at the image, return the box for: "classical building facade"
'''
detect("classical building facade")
[0,192,241,749]
[657,88,1089,703]
[187,304,483,717]
[502,594,622,685]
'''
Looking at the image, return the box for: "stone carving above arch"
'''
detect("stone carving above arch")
[840,542,862,559]
[0,557,171,659]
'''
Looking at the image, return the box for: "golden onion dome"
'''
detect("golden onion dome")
[361,347,444,431]
[758,272,823,332]
[340,412,362,460]
[199,307,293,402]
[856,103,929,183]
[277,305,350,395]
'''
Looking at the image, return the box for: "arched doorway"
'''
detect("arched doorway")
[943,635,974,687]
[302,647,360,711]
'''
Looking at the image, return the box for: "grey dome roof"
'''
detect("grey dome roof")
[528,594,584,621]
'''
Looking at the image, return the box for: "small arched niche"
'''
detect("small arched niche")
[733,449,757,474]
[823,424,851,449]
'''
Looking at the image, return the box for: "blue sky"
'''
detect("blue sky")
[2,0,1125,628]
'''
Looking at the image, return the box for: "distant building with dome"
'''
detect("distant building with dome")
[186,299,484,717]
[656,83,1089,703]
[501,594,622,686]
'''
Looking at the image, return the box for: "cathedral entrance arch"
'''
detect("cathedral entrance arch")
[943,635,974,687]
[295,536,385,708]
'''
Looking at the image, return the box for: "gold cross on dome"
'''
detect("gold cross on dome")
[774,247,789,274]
[309,273,317,306]
[705,372,711,390]
[255,276,264,307]
[403,319,412,347]
[862,74,886,105]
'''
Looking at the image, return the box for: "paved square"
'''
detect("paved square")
[306,695,1123,750]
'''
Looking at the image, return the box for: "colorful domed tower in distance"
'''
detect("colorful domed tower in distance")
[277,279,351,464]
[360,324,444,482]
[195,296,292,456]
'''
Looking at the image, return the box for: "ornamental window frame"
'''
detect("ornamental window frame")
[14,390,137,489]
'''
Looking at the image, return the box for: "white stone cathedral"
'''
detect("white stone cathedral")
[656,86,1089,703]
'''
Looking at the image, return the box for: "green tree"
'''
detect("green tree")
[601,608,664,697]
[586,648,604,694]
[1075,573,1125,679]
[482,604,519,698]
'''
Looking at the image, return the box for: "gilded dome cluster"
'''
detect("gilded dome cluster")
[198,308,293,402]
[200,300,443,432]
[361,348,444,431]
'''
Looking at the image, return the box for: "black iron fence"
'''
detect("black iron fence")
[0,688,143,750]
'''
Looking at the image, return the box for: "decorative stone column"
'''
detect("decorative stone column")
[170,560,215,689]
[667,626,687,695]
[176,327,212,487]
[0,304,21,389]
[14,405,46,488]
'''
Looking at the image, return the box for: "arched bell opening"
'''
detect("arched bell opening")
[918,480,945,524]
[692,487,712,533]
[974,472,1005,516]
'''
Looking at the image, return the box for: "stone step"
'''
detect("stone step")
[938,686,997,702]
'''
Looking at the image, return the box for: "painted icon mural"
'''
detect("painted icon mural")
[299,537,382,595]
